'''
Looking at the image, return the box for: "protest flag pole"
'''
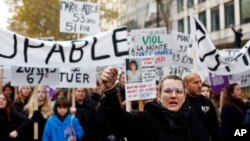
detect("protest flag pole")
[0,68,3,93]
[33,85,39,140]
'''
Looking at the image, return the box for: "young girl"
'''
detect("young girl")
[24,85,53,141]
[43,97,84,141]
[14,85,32,114]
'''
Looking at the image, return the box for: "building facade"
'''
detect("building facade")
[171,0,250,48]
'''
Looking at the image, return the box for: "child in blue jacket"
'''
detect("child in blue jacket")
[43,97,84,141]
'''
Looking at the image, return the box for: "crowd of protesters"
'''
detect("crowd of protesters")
[1,67,250,141]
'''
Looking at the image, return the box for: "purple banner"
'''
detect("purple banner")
[209,73,229,94]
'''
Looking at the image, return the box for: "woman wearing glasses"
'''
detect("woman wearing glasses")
[100,67,190,141]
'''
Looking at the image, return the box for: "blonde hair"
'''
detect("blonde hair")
[16,85,32,103]
[24,85,52,119]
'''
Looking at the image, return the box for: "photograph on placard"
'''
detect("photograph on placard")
[125,58,142,83]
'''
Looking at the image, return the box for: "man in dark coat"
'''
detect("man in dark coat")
[184,73,221,141]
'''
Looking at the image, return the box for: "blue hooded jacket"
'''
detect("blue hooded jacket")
[42,113,84,141]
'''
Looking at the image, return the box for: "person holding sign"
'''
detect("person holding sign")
[43,97,83,141]
[0,93,31,141]
[24,85,53,141]
[100,67,190,141]
[126,60,142,82]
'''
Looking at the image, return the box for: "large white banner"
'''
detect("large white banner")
[0,27,128,68]
[190,15,250,75]
[60,0,99,34]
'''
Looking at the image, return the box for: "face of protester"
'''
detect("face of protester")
[57,91,66,99]
[3,87,13,98]
[75,88,87,102]
[158,79,186,112]
[57,106,68,117]
[119,73,126,88]
[20,86,32,98]
[201,86,210,99]
[232,84,242,100]
[185,74,202,96]
[37,87,46,102]
[0,94,7,109]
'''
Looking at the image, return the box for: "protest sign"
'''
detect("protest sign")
[125,57,156,101]
[209,73,229,94]
[60,0,99,34]
[11,66,60,86]
[59,67,96,88]
[0,27,128,67]
[170,31,193,68]
[190,15,250,75]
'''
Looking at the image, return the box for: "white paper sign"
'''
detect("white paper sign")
[59,67,96,88]
[125,57,156,101]
[0,27,128,67]
[11,66,60,86]
[60,0,99,34]
[170,31,193,68]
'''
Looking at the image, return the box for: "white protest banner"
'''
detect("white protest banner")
[60,0,99,34]
[125,57,156,101]
[170,31,193,68]
[59,67,96,88]
[190,15,250,75]
[37,37,55,41]
[218,49,240,63]
[11,66,60,86]
[229,70,250,87]
[0,27,128,67]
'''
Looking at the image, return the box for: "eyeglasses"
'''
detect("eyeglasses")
[162,87,185,95]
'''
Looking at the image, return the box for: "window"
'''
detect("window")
[187,0,194,8]
[199,11,206,28]
[240,0,250,24]
[177,0,184,12]
[198,0,206,4]
[225,2,234,27]
[211,7,220,31]
[178,18,184,33]
[188,17,191,34]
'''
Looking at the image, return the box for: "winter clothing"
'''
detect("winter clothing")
[101,87,191,141]
[186,94,221,141]
[42,113,84,141]
[0,109,31,141]
[221,98,248,141]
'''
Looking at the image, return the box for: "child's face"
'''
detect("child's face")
[57,106,68,116]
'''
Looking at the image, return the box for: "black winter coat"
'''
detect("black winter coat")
[101,87,191,141]
[0,109,31,141]
[186,95,221,141]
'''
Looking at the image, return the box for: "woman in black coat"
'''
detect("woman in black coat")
[221,83,248,141]
[0,93,31,141]
[100,67,190,141]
